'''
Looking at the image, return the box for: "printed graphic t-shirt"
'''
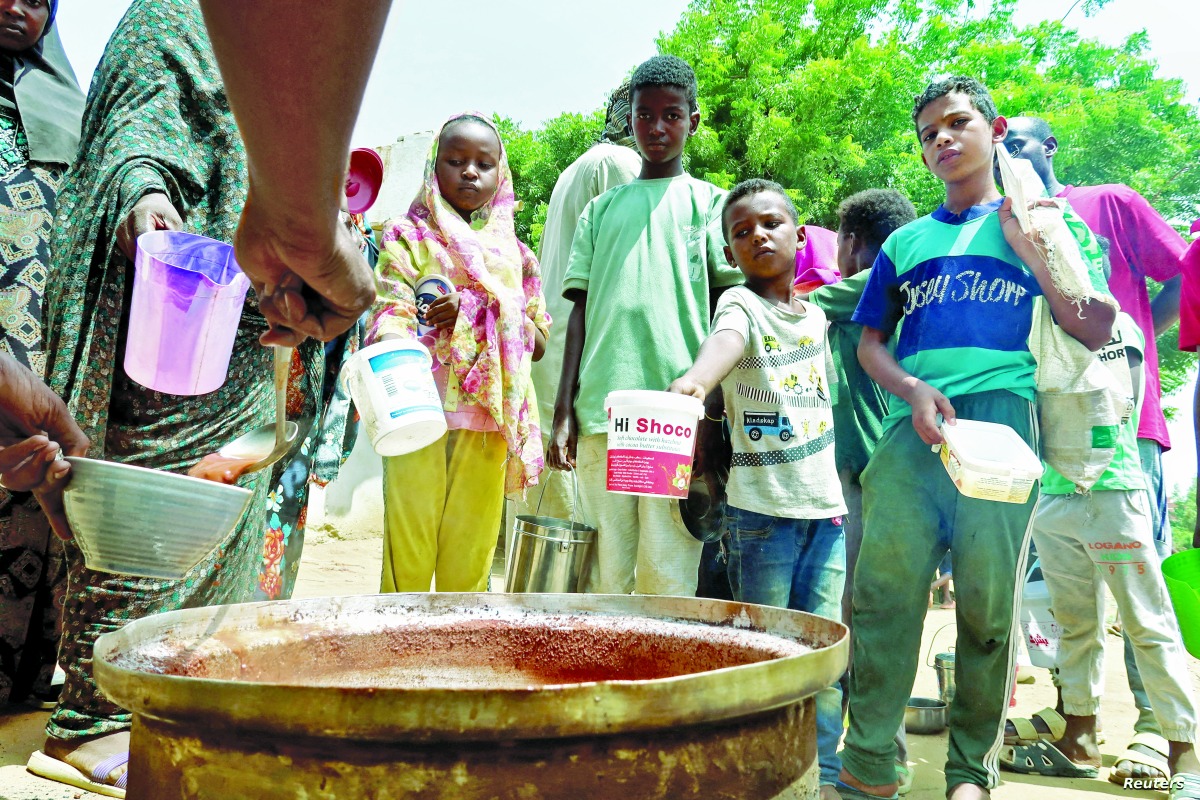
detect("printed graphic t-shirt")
[711,286,846,520]
[1042,313,1146,494]
[562,174,744,435]
[852,198,1110,430]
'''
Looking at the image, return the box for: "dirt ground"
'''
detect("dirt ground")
[1,489,1197,799]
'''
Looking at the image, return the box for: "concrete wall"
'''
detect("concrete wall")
[321,130,435,538]
[366,130,435,229]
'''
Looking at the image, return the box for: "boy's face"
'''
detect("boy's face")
[630,85,699,166]
[723,192,803,282]
[996,119,1057,184]
[434,121,502,219]
[916,92,1006,184]
[0,0,49,53]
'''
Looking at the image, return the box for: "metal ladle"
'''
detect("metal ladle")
[216,346,297,472]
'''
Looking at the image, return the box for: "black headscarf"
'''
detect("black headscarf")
[0,0,84,165]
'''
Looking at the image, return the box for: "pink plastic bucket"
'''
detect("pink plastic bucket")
[125,231,251,395]
[604,390,703,499]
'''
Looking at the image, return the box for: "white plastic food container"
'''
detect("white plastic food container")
[604,390,703,498]
[344,340,446,457]
[935,418,1043,504]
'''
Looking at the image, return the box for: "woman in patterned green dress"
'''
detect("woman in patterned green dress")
[0,0,83,708]
[28,1,331,793]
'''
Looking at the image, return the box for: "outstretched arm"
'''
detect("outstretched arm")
[198,0,391,345]
[668,331,746,402]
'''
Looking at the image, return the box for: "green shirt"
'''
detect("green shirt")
[562,174,743,435]
[1041,313,1145,494]
[809,270,888,475]
[852,199,1110,430]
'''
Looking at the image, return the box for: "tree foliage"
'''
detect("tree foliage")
[504,0,1200,255]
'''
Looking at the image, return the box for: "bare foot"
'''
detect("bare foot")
[946,783,989,799]
[1112,740,1169,782]
[1052,716,1103,768]
[838,767,897,798]
[44,731,130,789]
[1168,741,1200,778]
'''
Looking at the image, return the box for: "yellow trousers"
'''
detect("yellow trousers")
[381,429,506,592]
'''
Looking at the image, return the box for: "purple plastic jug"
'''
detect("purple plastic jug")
[124,230,251,395]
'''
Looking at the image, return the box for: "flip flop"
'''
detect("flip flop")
[896,762,914,796]
[1108,731,1170,784]
[27,749,128,798]
[1171,773,1200,799]
[834,780,899,800]
[999,741,1100,778]
[1004,706,1067,745]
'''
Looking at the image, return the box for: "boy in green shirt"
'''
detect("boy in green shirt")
[837,77,1114,800]
[547,55,742,596]
[808,188,917,794]
[1002,312,1200,794]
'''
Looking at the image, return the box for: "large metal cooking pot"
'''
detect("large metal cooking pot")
[96,593,847,800]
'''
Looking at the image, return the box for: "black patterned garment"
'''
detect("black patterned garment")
[0,4,83,707]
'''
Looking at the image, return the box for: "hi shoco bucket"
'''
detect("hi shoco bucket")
[345,340,446,457]
[604,390,703,499]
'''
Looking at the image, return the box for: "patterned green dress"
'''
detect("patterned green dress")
[41,0,326,741]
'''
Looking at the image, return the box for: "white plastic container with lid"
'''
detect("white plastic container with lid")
[604,390,704,499]
[1019,559,1061,669]
[344,339,446,457]
[934,418,1043,504]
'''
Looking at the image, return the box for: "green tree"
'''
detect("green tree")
[497,110,606,250]
[1172,483,1197,552]
[649,0,1200,229]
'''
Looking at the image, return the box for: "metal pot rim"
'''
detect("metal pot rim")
[95,593,847,742]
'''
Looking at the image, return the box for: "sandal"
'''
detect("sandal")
[1004,706,1066,745]
[1109,731,1170,785]
[27,749,128,798]
[1171,773,1200,799]
[999,741,1099,778]
[896,762,914,796]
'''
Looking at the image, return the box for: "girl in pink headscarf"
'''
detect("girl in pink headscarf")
[369,113,549,592]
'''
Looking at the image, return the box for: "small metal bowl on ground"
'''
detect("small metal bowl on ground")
[904,696,948,734]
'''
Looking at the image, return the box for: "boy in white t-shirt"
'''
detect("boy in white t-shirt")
[670,178,847,800]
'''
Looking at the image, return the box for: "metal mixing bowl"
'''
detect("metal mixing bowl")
[63,456,252,579]
[904,696,948,734]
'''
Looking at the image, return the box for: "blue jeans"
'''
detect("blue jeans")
[724,506,846,786]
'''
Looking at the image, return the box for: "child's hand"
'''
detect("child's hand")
[547,408,578,471]
[998,197,1056,269]
[425,292,461,332]
[908,381,956,446]
[668,376,707,401]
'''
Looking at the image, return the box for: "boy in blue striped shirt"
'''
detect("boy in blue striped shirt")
[836,76,1114,800]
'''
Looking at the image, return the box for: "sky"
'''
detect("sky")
[52,0,1199,493]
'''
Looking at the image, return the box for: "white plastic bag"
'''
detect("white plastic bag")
[996,146,1127,489]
